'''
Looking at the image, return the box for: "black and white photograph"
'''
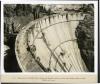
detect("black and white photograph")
[3,4,95,72]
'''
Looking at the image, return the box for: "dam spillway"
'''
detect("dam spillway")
[15,13,88,72]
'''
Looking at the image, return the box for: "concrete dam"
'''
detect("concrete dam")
[15,13,88,72]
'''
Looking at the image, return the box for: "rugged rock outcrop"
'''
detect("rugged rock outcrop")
[76,5,94,72]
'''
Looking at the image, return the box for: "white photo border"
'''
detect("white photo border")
[0,0,98,83]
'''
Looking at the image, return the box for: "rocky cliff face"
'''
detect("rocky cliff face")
[76,5,94,72]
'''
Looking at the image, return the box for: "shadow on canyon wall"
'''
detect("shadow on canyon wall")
[76,4,94,72]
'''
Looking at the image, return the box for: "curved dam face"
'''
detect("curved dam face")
[15,13,88,72]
